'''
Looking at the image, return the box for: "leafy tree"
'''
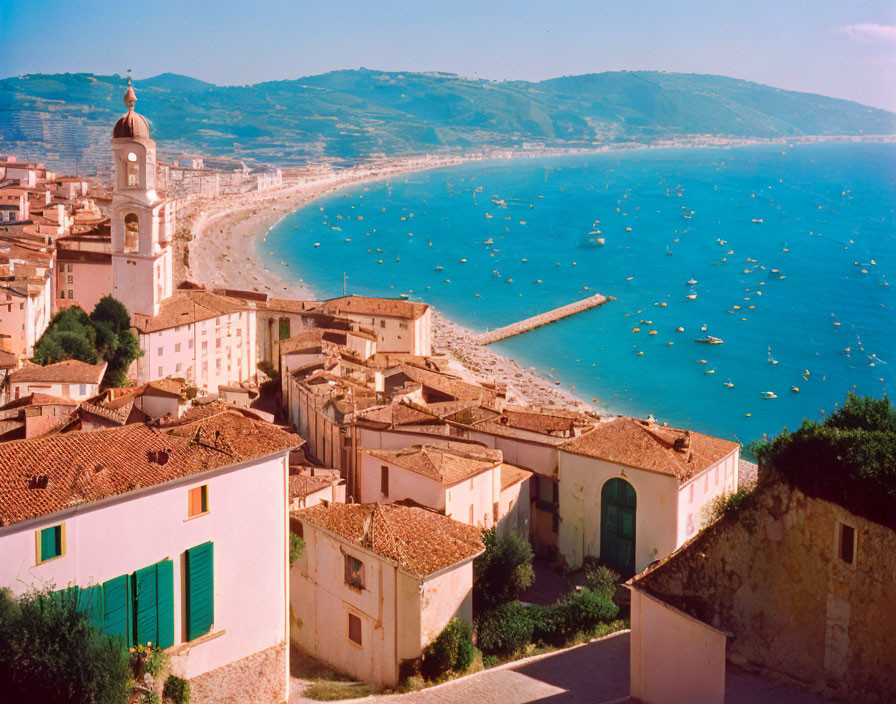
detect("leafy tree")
[90,296,131,334]
[0,588,131,704]
[473,528,534,611]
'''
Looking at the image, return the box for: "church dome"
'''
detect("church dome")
[112,79,151,140]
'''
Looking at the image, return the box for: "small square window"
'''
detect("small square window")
[36,524,64,563]
[838,522,855,565]
[379,320,386,328]
[348,613,362,645]
[188,485,209,517]
[345,554,364,590]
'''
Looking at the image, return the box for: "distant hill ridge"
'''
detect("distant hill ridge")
[1,68,894,172]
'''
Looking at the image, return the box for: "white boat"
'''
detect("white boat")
[724,380,735,388]
[768,346,779,365]
[762,391,778,399]
[695,336,724,345]
[752,218,764,224]
[686,293,697,300]
[791,386,800,393]
[687,279,697,285]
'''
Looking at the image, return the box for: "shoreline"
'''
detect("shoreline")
[181,135,895,413]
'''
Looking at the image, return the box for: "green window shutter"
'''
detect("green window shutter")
[134,564,159,647]
[156,560,175,649]
[185,542,214,641]
[78,585,105,632]
[39,526,61,561]
[103,574,132,646]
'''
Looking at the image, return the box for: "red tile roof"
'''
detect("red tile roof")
[0,410,301,526]
[131,291,249,333]
[293,503,484,577]
[500,463,533,491]
[10,360,106,385]
[561,417,739,483]
[312,295,429,320]
[365,442,501,485]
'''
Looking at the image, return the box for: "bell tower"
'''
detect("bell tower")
[110,77,173,318]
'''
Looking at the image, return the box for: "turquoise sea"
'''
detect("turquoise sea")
[264,143,896,445]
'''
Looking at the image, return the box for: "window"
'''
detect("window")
[174,343,181,353]
[188,485,209,517]
[185,542,214,640]
[175,362,182,373]
[126,153,139,187]
[66,275,73,284]
[345,554,364,590]
[838,523,856,565]
[188,339,194,349]
[348,613,362,645]
[201,341,207,351]
[379,320,386,328]
[36,524,64,563]
[79,384,86,396]
[68,290,74,299]
[157,366,163,377]
[380,465,389,497]
[134,560,175,649]
[157,347,164,357]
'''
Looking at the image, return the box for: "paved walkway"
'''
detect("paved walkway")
[289,630,829,704]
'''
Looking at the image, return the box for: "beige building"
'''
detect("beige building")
[311,296,431,356]
[628,464,896,703]
[289,503,483,687]
[557,417,739,575]
[5,359,106,404]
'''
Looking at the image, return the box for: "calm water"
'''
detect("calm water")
[264,143,896,444]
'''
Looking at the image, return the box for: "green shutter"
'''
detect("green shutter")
[156,560,175,649]
[40,526,60,561]
[78,585,105,632]
[134,564,159,647]
[185,542,214,641]
[103,574,132,646]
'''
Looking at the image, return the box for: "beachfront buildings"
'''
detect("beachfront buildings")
[312,296,432,356]
[0,408,301,704]
[627,462,896,704]
[289,502,484,687]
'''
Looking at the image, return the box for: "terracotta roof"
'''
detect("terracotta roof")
[293,503,484,578]
[398,363,496,403]
[312,295,429,320]
[174,402,276,425]
[0,348,18,368]
[288,474,336,501]
[365,442,501,485]
[10,360,106,385]
[55,249,110,264]
[0,393,78,411]
[561,417,739,483]
[131,290,249,333]
[0,410,301,526]
[500,463,533,491]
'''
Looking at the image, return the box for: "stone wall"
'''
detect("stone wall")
[634,471,896,702]
[189,641,287,704]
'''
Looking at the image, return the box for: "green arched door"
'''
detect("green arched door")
[600,478,637,577]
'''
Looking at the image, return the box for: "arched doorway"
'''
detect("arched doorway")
[124,213,139,253]
[600,477,637,577]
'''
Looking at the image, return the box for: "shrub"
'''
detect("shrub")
[584,564,619,598]
[532,588,619,647]
[701,484,755,526]
[473,528,534,611]
[142,693,160,704]
[421,618,475,681]
[163,674,190,704]
[0,588,131,704]
[476,601,534,655]
[289,532,305,566]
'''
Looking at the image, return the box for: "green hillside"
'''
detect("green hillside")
[0,68,893,172]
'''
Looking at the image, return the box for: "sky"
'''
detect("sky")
[1,0,895,110]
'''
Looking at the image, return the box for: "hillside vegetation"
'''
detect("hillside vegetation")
[1,68,894,169]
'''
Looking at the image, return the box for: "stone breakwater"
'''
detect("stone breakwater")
[474,293,610,345]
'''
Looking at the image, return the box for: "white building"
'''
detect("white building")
[4,359,106,404]
[0,408,301,704]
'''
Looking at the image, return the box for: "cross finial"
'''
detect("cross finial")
[123,71,137,112]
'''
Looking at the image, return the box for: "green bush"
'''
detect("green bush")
[473,528,534,611]
[289,532,305,566]
[476,601,534,655]
[0,587,131,704]
[163,674,190,704]
[142,693,160,704]
[584,564,620,598]
[701,484,756,526]
[532,588,619,646]
[421,618,475,681]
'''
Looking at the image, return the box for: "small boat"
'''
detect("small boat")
[687,279,697,285]
[435,265,444,271]
[762,391,778,399]
[752,218,764,224]
[698,359,707,365]
[705,369,715,375]
[791,386,800,393]
[399,293,410,299]
[625,226,632,232]
[313,242,320,247]
[695,336,724,345]
[701,324,708,332]
[724,380,735,388]
[768,346,779,365]
[686,293,697,300]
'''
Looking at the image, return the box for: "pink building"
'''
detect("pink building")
[289,503,483,687]
[0,409,301,704]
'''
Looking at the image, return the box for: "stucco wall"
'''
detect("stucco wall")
[635,474,896,702]
[557,451,679,572]
[629,588,726,704]
[11,380,98,402]
[0,454,289,688]
[676,451,739,546]
[419,563,474,648]
[498,477,531,539]
[459,429,559,477]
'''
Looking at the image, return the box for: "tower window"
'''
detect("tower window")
[126,153,139,186]
[124,213,139,253]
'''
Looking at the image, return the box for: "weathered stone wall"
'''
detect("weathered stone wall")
[189,641,287,704]
[635,472,896,702]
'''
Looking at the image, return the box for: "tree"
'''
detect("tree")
[0,588,131,704]
[473,528,534,612]
[33,308,99,365]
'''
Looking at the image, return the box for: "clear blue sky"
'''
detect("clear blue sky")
[2,0,895,110]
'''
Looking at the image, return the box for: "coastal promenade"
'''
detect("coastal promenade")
[474,293,610,345]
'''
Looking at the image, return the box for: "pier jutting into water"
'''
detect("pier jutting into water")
[474,293,610,345]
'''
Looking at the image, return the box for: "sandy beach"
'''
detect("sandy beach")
[182,156,595,410]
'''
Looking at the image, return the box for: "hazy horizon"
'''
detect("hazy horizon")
[1,0,894,111]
